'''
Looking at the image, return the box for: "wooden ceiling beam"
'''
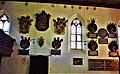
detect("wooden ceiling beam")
[0,0,120,9]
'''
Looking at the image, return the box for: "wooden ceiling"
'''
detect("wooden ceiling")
[1,0,120,9]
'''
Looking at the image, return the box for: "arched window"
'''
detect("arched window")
[0,13,10,34]
[70,18,82,49]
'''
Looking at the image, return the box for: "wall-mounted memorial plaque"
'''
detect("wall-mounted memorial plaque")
[108,40,118,57]
[109,51,119,57]
[38,36,44,47]
[107,23,117,38]
[108,33,117,38]
[18,15,33,34]
[98,28,108,39]
[105,59,119,71]
[98,38,108,44]
[87,18,97,33]
[53,17,68,35]
[51,49,61,55]
[73,58,83,65]
[19,36,30,55]
[98,28,108,44]
[88,59,104,71]
[35,10,51,31]
[88,50,98,56]
[88,59,119,71]
[87,18,98,38]
[87,33,98,38]
[88,40,98,56]
[51,37,63,55]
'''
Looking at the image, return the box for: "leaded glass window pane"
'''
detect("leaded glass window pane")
[0,14,10,34]
[70,18,82,49]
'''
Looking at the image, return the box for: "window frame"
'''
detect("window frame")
[70,18,82,50]
[0,13,10,34]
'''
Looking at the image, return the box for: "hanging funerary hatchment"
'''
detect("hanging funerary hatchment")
[107,23,117,38]
[87,18,98,38]
[18,15,33,34]
[35,10,51,31]
[38,36,44,47]
[20,36,30,49]
[51,37,63,55]
[98,28,108,44]
[19,36,30,55]
[88,39,98,56]
[53,17,68,35]
[108,40,119,57]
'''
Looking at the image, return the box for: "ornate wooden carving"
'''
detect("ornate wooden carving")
[51,37,63,55]
[108,40,119,57]
[52,37,63,50]
[35,10,51,31]
[98,28,108,39]
[20,36,30,49]
[107,23,117,38]
[38,36,44,47]
[88,39,98,56]
[53,17,68,35]
[87,18,97,33]
[18,15,33,34]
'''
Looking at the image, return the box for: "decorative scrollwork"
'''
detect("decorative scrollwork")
[21,57,28,65]
[18,15,33,34]
[53,17,68,35]
[35,10,51,31]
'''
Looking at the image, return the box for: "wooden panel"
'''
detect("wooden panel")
[29,55,48,74]
[0,0,120,9]
[88,59,119,71]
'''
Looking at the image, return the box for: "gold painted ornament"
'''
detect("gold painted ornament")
[38,36,44,47]
[53,17,68,35]
[18,15,33,34]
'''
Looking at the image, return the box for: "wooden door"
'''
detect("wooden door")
[29,55,48,74]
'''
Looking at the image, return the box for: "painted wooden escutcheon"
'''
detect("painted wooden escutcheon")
[38,36,44,47]
[87,18,97,33]
[88,39,98,56]
[18,15,33,34]
[98,28,108,39]
[52,37,63,50]
[108,40,118,57]
[107,23,116,34]
[88,40,98,51]
[53,17,68,35]
[35,10,51,31]
[20,36,30,49]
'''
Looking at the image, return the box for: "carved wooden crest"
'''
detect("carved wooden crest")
[53,17,68,35]
[88,40,98,51]
[108,40,118,52]
[52,37,63,50]
[87,18,97,33]
[20,36,30,49]
[38,36,44,47]
[35,10,51,31]
[107,23,116,34]
[18,15,33,34]
[98,28,108,39]
[108,40,118,57]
